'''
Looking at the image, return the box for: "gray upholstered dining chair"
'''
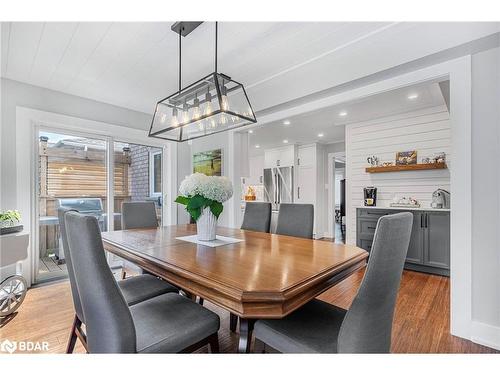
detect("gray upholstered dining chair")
[120,201,159,278]
[121,201,158,230]
[241,202,272,233]
[58,208,178,353]
[64,211,220,353]
[253,212,413,353]
[275,203,314,239]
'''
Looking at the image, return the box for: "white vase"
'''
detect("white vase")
[196,207,218,241]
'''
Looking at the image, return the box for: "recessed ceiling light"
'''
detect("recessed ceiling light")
[339,111,348,117]
[283,120,291,125]
[407,93,419,100]
[255,144,260,148]
[317,133,324,137]
[283,139,289,144]
[248,130,253,134]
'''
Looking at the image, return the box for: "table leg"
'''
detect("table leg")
[238,318,255,353]
[230,313,238,332]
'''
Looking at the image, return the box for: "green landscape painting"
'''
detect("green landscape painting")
[193,149,222,176]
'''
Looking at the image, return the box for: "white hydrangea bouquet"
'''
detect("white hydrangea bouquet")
[175,173,233,241]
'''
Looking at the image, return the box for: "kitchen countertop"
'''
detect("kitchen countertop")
[356,206,450,212]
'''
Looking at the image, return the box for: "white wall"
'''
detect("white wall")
[176,132,232,227]
[470,47,500,337]
[345,105,451,244]
[0,78,152,209]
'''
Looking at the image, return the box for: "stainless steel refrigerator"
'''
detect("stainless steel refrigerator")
[263,166,294,210]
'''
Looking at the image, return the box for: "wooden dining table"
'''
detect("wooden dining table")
[101,224,368,353]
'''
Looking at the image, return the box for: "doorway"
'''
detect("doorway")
[34,129,165,284]
[333,155,346,244]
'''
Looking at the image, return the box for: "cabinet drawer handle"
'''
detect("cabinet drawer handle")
[367,226,376,230]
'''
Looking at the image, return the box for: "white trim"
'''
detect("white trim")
[149,150,162,197]
[15,106,177,286]
[252,56,473,342]
[471,321,500,351]
[326,151,345,239]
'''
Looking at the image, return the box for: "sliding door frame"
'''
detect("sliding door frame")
[15,107,178,286]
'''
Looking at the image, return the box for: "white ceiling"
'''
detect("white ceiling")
[1,22,499,120]
[246,80,447,155]
[1,22,391,113]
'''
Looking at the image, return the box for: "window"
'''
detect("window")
[150,150,162,197]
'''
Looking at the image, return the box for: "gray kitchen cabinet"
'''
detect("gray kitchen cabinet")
[424,211,450,269]
[405,211,424,265]
[356,208,450,276]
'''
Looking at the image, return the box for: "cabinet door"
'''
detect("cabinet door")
[296,166,315,204]
[264,149,280,168]
[424,212,450,269]
[249,155,264,185]
[298,146,315,167]
[279,147,295,167]
[405,212,424,265]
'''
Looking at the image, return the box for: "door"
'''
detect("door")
[263,168,277,209]
[405,212,424,264]
[36,130,108,283]
[424,212,450,269]
[296,166,315,204]
[277,167,293,204]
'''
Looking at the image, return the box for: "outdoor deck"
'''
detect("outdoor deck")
[38,255,67,281]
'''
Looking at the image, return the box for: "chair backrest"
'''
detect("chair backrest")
[57,207,83,322]
[121,201,158,230]
[275,203,314,239]
[241,202,272,233]
[65,211,136,353]
[338,212,413,353]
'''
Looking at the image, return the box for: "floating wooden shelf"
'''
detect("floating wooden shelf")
[365,163,447,173]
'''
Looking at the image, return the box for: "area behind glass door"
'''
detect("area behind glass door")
[37,131,108,283]
[113,142,163,229]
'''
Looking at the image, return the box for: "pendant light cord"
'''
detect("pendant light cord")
[178,31,182,92]
[215,21,218,73]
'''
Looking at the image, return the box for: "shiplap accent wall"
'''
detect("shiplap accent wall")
[345,105,451,244]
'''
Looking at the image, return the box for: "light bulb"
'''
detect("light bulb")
[221,86,229,111]
[191,98,201,121]
[160,113,167,123]
[171,108,179,127]
[182,103,189,124]
[203,90,213,115]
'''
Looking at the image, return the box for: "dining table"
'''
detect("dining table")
[101,224,368,353]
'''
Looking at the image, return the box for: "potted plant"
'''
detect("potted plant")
[175,173,233,241]
[0,210,23,235]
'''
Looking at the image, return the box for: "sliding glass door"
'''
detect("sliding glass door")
[34,128,167,284]
[36,130,108,283]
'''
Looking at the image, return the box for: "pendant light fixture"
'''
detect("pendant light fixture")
[149,22,257,142]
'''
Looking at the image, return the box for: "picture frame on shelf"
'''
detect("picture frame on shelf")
[396,150,417,165]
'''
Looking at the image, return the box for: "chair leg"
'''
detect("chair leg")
[66,315,80,354]
[208,333,219,353]
[121,269,127,279]
[230,313,238,332]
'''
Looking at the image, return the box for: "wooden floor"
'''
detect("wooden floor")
[0,269,497,354]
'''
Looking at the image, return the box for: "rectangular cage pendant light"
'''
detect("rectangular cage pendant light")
[149,22,257,142]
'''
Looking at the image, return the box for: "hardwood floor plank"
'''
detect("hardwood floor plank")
[0,270,497,354]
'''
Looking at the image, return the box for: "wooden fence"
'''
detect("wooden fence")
[38,137,132,256]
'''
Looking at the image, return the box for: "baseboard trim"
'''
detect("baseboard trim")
[471,320,500,350]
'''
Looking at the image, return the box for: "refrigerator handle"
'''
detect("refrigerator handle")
[274,173,279,204]
[278,176,281,204]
